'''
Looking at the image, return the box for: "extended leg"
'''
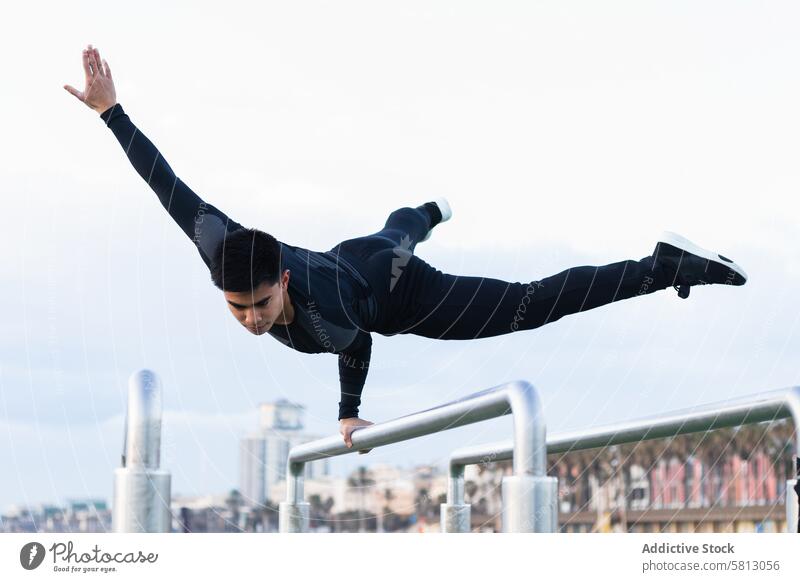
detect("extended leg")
[386,254,672,340]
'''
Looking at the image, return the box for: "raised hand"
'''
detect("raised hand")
[64,44,117,114]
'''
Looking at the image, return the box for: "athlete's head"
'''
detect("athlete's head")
[210,228,290,335]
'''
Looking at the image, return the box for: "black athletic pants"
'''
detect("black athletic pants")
[334,206,673,340]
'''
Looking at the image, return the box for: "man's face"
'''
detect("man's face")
[223,270,290,335]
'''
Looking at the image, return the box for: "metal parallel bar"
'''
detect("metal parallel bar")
[280,380,553,532]
[286,379,545,504]
[445,386,800,532]
[548,387,800,455]
[449,387,800,470]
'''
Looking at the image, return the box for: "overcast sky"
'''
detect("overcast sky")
[1,0,799,513]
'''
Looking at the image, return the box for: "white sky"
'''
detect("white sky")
[1,0,799,512]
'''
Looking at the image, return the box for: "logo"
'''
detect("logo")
[19,542,46,570]
[389,234,413,292]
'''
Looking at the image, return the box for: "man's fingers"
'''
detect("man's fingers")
[93,48,105,77]
[103,59,112,80]
[82,49,92,78]
[343,427,352,447]
[87,50,98,77]
[63,85,84,101]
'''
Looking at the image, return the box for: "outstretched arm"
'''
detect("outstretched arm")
[65,44,244,268]
[98,103,244,267]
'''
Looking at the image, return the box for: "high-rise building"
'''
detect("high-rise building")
[239,436,266,507]
[239,399,330,506]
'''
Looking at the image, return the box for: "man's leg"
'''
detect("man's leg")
[331,205,436,263]
[374,206,436,251]
[387,254,673,340]
[330,205,458,333]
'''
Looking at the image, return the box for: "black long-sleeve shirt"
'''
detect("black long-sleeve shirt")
[100,103,376,420]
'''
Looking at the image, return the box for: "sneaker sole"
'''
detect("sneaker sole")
[657,230,748,284]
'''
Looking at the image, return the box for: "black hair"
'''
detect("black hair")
[210,228,282,292]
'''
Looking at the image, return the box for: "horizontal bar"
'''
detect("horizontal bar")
[284,380,546,506]
[450,386,800,469]
[289,380,544,473]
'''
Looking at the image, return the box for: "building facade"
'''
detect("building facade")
[239,399,330,506]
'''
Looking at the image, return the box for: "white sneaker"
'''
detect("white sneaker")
[434,197,453,223]
[421,197,452,241]
[653,230,748,299]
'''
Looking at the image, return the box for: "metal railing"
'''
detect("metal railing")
[278,380,557,532]
[112,369,172,533]
[444,386,800,533]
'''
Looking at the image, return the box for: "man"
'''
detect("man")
[65,45,748,452]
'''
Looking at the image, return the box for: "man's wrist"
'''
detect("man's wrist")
[338,401,360,421]
[98,102,121,120]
